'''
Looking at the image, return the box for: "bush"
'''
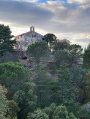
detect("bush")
[81,102,90,114]
[27,109,49,119]
[0,52,18,63]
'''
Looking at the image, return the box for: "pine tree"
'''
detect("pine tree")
[83,44,90,68]
[34,67,52,108]
[0,24,16,56]
[56,64,77,104]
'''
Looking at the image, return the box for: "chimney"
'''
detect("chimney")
[30,26,35,32]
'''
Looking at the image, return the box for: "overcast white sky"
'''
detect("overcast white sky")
[0,0,90,49]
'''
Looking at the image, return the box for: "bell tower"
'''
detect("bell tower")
[30,26,35,32]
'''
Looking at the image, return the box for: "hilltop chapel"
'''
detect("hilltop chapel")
[15,26,44,51]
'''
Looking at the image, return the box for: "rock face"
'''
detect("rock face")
[15,26,44,51]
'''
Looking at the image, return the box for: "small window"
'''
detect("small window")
[32,34,36,37]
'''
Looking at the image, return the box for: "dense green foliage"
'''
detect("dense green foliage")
[28,104,77,119]
[34,69,52,108]
[52,105,77,119]
[43,103,57,119]
[54,39,70,50]
[27,109,49,119]
[13,82,37,119]
[79,72,90,104]
[56,65,77,104]
[0,62,30,98]
[0,52,18,63]
[83,44,90,68]
[7,100,20,119]
[82,102,90,114]
[71,66,87,87]
[63,100,81,117]
[0,24,16,56]
[44,33,57,49]
[54,50,69,68]
[27,42,48,63]
[68,44,83,67]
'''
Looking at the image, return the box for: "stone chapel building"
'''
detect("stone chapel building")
[15,26,44,51]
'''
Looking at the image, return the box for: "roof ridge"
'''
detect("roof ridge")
[16,31,43,37]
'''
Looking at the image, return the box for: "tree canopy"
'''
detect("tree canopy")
[68,44,83,67]
[13,82,37,119]
[27,42,49,63]
[52,105,77,119]
[0,62,30,98]
[44,33,57,49]
[0,24,16,56]
[7,100,20,119]
[54,39,70,50]
[79,72,90,104]
[27,109,49,119]
[44,33,57,44]
[56,65,77,104]
[83,44,90,69]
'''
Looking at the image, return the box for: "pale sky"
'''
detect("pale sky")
[0,0,90,49]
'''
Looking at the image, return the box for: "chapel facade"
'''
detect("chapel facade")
[15,26,44,51]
